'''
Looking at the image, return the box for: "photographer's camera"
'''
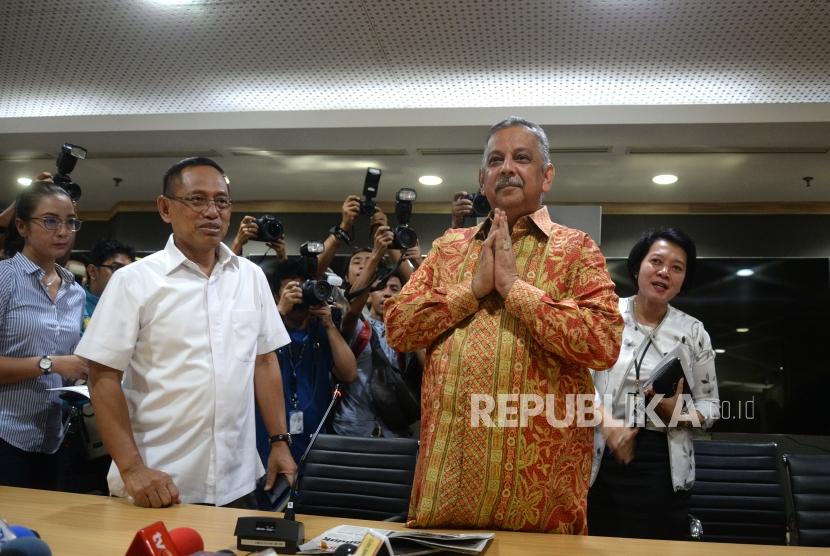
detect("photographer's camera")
[255,215,284,242]
[53,143,87,202]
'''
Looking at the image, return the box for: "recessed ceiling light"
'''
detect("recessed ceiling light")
[652,174,678,185]
[150,0,197,5]
[418,175,443,186]
[17,177,32,187]
[736,327,750,333]
[714,348,726,354]
[736,268,754,277]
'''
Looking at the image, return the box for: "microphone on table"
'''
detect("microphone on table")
[0,537,53,556]
[235,384,344,555]
[124,521,203,556]
[0,521,51,556]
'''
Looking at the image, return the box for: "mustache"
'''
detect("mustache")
[495,175,524,190]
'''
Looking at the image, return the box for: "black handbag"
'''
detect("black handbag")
[368,329,420,432]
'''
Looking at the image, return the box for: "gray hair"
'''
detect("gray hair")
[482,116,551,168]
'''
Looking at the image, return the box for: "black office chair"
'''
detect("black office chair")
[689,440,787,544]
[783,453,830,547]
[293,434,419,522]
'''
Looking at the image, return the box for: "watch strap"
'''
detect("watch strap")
[270,433,292,445]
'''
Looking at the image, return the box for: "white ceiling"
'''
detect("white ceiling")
[1,0,829,211]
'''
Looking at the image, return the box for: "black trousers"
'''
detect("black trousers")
[587,429,690,540]
[0,436,59,490]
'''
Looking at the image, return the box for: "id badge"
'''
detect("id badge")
[289,410,304,435]
[626,392,646,428]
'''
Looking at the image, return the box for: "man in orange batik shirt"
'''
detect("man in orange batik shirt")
[384,117,623,534]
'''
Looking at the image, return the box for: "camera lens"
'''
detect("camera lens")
[472,193,491,217]
[393,226,418,250]
[255,215,284,242]
[301,279,333,306]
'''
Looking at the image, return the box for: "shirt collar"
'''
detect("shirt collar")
[163,234,239,275]
[11,251,76,284]
[473,205,554,240]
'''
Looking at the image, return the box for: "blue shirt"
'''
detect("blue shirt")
[0,253,85,453]
[255,319,335,465]
[82,289,99,333]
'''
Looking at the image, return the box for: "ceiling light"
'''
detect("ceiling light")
[736,327,749,333]
[714,349,726,354]
[418,175,443,186]
[150,0,197,5]
[652,174,678,185]
[736,268,754,277]
[17,177,32,187]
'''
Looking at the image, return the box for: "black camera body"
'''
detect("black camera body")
[463,192,491,218]
[255,215,284,242]
[391,187,418,250]
[54,143,87,202]
[298,241,332,307]
[359,167,381,216]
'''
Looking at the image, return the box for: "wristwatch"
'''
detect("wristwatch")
[270,433,293,446]
[39,356,53,375]
[328,225,352,245]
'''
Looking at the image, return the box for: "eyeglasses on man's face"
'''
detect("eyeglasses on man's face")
[30,216,83,232]
[164,194,233,211]
[97,262,127,272]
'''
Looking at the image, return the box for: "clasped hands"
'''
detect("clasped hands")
[472,208,519,299]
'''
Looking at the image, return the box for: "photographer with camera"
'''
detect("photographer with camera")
[450,190,492,229]
[230,215,287,261]
[256,251,357,472]
[331,223,424,438]
[316,170,422,285]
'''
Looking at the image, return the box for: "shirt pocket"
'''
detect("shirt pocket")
[231,310,260,362]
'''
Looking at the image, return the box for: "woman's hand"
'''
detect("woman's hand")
[645,378,685,427]
[606,425,639,464]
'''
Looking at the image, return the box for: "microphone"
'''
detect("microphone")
[124,521,203,556]
[0,537,52,556]
[0,522,51,556]
[235,384,343,554]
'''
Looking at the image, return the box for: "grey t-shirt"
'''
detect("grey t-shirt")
[332,317,408,438]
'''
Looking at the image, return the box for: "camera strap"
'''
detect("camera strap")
[344,256,404,301]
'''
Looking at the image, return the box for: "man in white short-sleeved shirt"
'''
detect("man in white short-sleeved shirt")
[76,158,296,507]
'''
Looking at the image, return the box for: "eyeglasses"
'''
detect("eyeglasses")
[164,194,233,212]
[97,262,127,272]
[30,216,83,232]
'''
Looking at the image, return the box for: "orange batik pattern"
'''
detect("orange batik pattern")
[384,207,623,534]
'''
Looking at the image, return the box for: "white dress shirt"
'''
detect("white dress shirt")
[76,235,289,505]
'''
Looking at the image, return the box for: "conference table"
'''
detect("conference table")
[0,487,819,555]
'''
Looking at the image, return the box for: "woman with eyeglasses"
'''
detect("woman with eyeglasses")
[0,181,88,489]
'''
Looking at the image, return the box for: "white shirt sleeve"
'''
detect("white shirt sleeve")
[74,269,140,371]
[254,265,289,355]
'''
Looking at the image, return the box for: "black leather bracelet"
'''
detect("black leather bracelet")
[329,225,352,245]
[269,433,292,446]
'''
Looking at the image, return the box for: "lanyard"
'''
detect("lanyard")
[288,334,309,409]
[633,337,653,392]
[283,328,322,410]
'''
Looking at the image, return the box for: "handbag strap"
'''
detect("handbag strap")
[351,317,372,358]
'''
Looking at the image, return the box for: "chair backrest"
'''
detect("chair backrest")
[690,440,787,544]
[293,434,419,522]
[783,453,830,547]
